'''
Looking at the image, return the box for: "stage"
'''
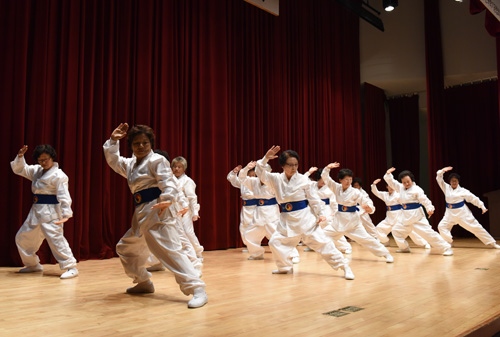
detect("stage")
[1,238,499,337]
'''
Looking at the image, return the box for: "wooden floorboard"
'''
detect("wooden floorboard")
[1,238,499,337]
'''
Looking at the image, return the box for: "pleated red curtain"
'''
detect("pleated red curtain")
[0,0,362,266]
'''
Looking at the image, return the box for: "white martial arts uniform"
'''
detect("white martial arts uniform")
[321,168,391,258]
[103,139,205,295]
[384,172,451,253]
[371,184,429,247]
[436,169,497,246]
[356,188,379,240]
[11,156,77,270]
[170,174,204,269]
[256,158,348,273]
[239,167,300,259]
[303,172,352,253]
[227,170,256,246]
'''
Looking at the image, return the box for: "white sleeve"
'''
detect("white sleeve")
[305,181,326,217]
[321,168,340,193]
[256,157,273,188]
[11,155,38,181]
[357,190,375,214]
[384,172,403,192]
[227,170,242,189]
[103,139,130,179]
[436,169,447,194]
[371,184,384,202]
[463,188,486,211]
[183,179,200,216]
[416,187,434,212]
[238,167,254,191]
[149,155,181,203]
[55,172,73,219]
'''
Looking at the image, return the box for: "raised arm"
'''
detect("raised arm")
[383,167,402,191]
[304,166,318,178]
[103,123,132,178]
[370,179,385,201]
[436,166,452,193]
[321,163,340,193]
[256,146,280,187]
[238,161,258,190]
[11,145,38,181]
[227,165,242,188]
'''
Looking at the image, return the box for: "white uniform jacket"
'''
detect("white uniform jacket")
[371,185,403,225]
[11,155,72,224]
[256,157,325,237]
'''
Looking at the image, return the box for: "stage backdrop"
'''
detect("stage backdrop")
[0,0,362,266]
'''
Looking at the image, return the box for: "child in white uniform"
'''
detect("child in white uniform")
[384,167,452,255]
[371,179,430,248]
[321,164,394,263]
[103,123,207,308]
[256,146,354,280]
[436,167,500,249]
[11,144,78,279]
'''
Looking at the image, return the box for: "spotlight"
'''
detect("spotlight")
[383,0,398,11]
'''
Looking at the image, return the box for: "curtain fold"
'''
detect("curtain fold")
[0,0,361,266]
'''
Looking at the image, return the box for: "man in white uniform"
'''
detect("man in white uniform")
[256,146,354,280]
[436,166,500,249]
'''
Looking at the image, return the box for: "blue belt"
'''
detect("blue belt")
[242,199,258,206]
[446,200,465,209]
[33,194,59,204]
[321,198,330,205]
[401,203,421,210]
[280,200,308,213]
[257,198,278,206]
[133,187,161,206]
[338,204,357,213]
[386,205,402,211]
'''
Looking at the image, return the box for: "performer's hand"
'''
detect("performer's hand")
[308,167,318,174]
[18,145,28,157]
[246,161,257,170]
[232,165,242,173]
[54,218,69,225]
[362,205,373,213]
[317,216,326,224]
[386,167,396,175]
[192,215,200,221]
[442,166,453,172]
[264,146,280,160]
[325,162,340,170]
[427,210,434,218]
[373,179,381,185]
[151,201,173,215]
[483,209,488,214]
[177,208,188,217]
[111,123,129,141]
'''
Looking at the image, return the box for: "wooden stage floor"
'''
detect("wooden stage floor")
[1,238,500,337]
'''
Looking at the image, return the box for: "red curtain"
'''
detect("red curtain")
[0,0,361,266]
[386,95,421,182]
[362,83,388,225]
[438,81,500,236]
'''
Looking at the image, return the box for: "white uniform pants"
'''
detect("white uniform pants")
[392,216,450,253]
[324,222,390,257]
[240,205,256,246]
[360,213,378,239]
[376,219,428,246]
[116,221,205,295]
[269,226,347,273]
[16,219,77,270]
[438,210,495,245]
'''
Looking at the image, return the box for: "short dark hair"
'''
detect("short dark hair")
[449,173,460,182]
[353,177,363,187]
[398,170,415,182]
[154,149,170,162]
[309,168,323,181]
[127,125,155,150]
[33,144,57,162]
[338,169,353,180]
[278,150,300,167]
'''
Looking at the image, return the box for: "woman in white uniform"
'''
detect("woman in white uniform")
[256,146,354,280]
[436,167,500,249]
[103,123,207,308]
[384,168,452,255]
[11,144,78,279]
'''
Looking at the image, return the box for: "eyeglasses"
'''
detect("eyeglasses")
[38,157,52,164]
[284,163,299,168]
